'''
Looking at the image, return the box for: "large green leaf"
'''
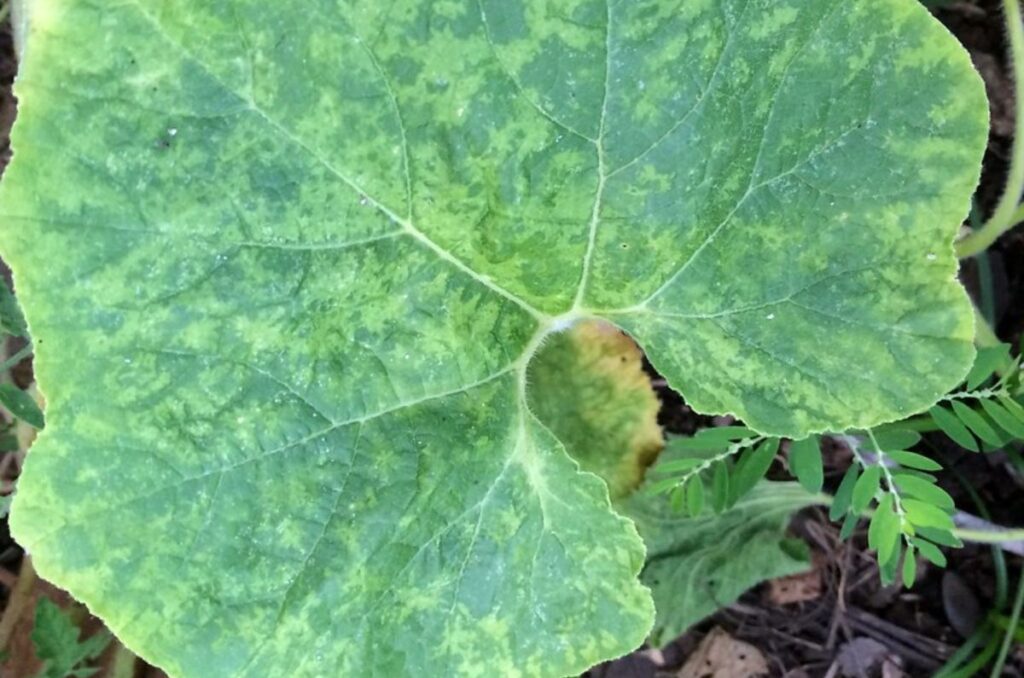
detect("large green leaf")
[623,481,815,645]
[1,0,985,675]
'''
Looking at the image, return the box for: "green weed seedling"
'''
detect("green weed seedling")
[30,598,110,678]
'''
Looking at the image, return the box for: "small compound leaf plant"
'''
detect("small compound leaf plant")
[0,0,990,676]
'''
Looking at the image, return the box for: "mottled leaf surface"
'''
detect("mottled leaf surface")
[529,320,663,498]
[1,0,985,675]
[623,480,815,645]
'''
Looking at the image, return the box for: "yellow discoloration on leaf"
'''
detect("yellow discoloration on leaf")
[529,320,663,498]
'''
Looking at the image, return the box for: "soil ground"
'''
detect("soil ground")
[0,2,1021,677]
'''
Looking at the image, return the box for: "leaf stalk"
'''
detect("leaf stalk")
[956,0,1024,258]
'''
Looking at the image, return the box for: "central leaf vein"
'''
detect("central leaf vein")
[571,0,613,312]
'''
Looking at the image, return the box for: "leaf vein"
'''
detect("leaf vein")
[235,423,367,677]
[124,0,547,322]
[30,365,519,546]
[605,0,755,179]
[477,0,599,145]
[571,0,613,311]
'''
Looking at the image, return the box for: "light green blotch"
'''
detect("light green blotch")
[748,5,799,40]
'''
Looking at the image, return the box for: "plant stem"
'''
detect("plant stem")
[812,493,1024,543]
[957,0,1024,258]
[886,416,941,433]
[109,642,139,678]
[973,306,1001,348]
[935,623,990,678]
[990,564,1024,677]
[973,202,999,324]
[954,526,1024,543]
[947,456,1010,607]
[0,343,32,374]
[1011,202,1024,227]
[670,437,763,488]
[864,430,907,525]
[0,556,35,651]
[941,386,1013,403]
[950,634,1001,678]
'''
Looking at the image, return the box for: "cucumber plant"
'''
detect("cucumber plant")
[0,0,989,676]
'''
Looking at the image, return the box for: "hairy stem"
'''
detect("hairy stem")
[954,526,1024,543]
[956,0,1024,258]
[813,494,1024,543]
[0,556,35,651]
[0,343,32,374]
[670,437,763,489]
[990,564,1024,677]
[109,643,140,678]
[973,305,1001,348]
